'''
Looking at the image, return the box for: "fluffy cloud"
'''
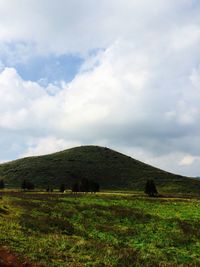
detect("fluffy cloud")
[0,0,198,57]
[180,155,195,166]
[21,137,81,157]
[0,1,200,176]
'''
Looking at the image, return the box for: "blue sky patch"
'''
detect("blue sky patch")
[0,46,84,85]
[15,54,84,85]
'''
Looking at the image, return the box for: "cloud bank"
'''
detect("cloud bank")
[0,0,200,176]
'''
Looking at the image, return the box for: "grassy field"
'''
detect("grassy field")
[0,191,200,266]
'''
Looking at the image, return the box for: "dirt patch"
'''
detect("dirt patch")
[0,246,33,267]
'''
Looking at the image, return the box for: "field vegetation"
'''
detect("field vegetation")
[0,191,199,266]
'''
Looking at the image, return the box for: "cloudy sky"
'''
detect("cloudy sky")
[0,0,200,176]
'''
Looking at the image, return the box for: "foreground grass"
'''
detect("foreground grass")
[0,192,200,266]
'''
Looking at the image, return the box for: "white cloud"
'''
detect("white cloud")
[0,0,197,57]
[180,155,195,166]
[21,137,81,157]
[0,1,200,176]
[169,25,200,51]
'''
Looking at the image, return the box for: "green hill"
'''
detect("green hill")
[0,145,199,194]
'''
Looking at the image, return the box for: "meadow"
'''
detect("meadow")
[0,191,200,266]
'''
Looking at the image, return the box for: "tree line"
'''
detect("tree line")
[72,178,100,193]
[20,178,100,193]
[0,177,158,196]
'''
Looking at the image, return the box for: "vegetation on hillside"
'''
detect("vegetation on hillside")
[0,146,200,194]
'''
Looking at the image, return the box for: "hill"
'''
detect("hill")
[0,145,200,194]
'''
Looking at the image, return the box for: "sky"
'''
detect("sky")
[0,0,200,176]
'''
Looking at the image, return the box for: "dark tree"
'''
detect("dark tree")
[80,178,90,192]
[21,180,27,191]
[60,183,65,193]
[46,186,54,192]
[145,180,158,197]
[21,180,35,191]
[26,181,35,190]
[72,182,79,193]
[72,179,100,193]
[0,180,5,189]
[90,181,100,193]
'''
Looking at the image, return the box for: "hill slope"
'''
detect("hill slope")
[0,145,199,193]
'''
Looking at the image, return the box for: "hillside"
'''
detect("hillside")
[0,145,200,193]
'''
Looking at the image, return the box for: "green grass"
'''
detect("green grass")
[0,192,200,266]
[1,145,200,194]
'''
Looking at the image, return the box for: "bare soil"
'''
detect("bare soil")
[0,247,33,267]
